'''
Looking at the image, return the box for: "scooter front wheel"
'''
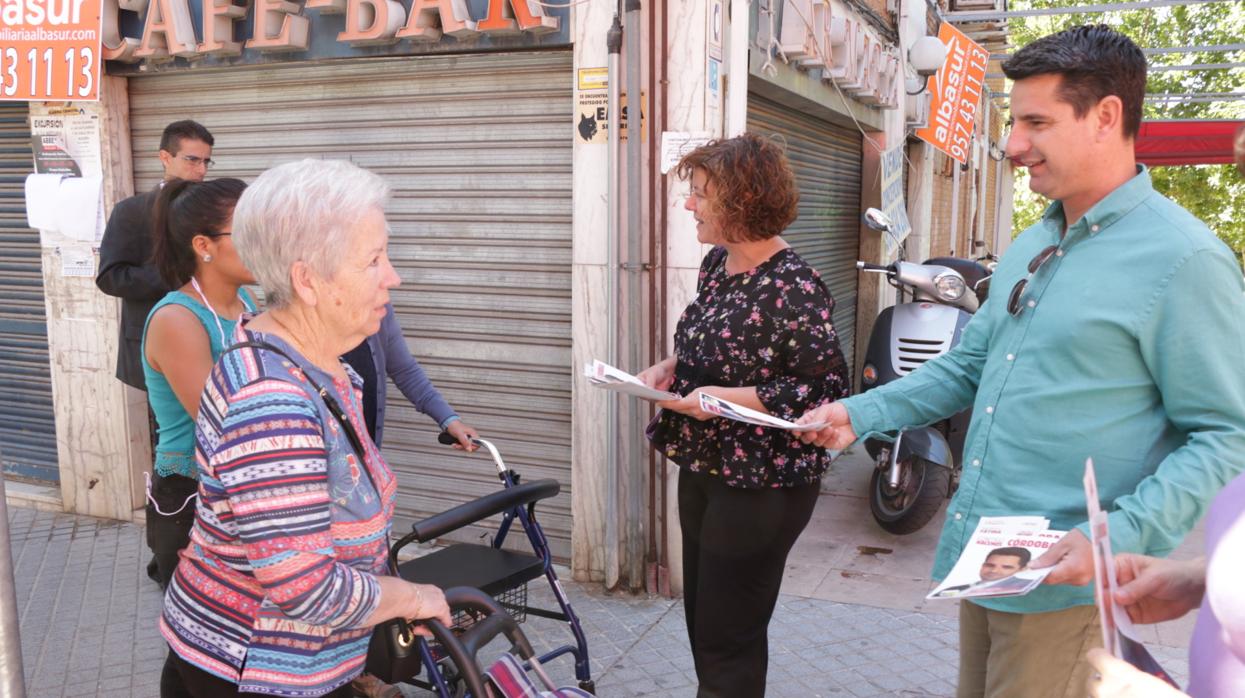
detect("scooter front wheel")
[869,456,950,535]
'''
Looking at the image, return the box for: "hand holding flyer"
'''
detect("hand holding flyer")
[1084,458,1179,687]
[697,392,829,432]
[583,360,679,401]
[926,516,1061,600]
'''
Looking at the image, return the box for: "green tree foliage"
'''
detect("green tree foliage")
[1006,1,1244,262]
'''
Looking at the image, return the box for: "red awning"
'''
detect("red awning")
[1135,119,1244,167]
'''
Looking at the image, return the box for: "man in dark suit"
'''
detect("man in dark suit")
[96,120,215,390]
[96,121,214,588]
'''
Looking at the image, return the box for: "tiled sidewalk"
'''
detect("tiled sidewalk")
[6,506,1189,697]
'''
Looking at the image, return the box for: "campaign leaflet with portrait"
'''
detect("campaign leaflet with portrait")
[926,516,1063,600]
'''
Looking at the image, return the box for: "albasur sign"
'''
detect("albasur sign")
[914,22,988,165]
[1,0,102,100]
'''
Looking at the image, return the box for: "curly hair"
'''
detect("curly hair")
[675,132,799,242]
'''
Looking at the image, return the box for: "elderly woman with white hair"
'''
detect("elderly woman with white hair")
[160,159,451,698]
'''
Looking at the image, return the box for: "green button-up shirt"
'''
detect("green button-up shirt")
[843,167,1245,614]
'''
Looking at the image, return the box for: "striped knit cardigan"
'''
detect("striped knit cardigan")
[161,321,397,696]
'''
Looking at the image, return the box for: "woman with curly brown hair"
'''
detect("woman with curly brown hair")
[637,132,850,697]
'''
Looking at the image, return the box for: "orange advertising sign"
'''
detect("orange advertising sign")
[1,0,102,101]
[915,22,989,165]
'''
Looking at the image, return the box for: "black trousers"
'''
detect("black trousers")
[169,651,355,697]
[146,472,198,589]
[679,468,820,698]
[150,472,198,698]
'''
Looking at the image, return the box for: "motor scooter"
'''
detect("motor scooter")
[854,208,993,534]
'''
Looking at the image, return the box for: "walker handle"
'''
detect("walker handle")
[438,432,507,474]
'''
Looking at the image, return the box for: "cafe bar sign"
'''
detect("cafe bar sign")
[776,0,900,109]
[102,0,564,64]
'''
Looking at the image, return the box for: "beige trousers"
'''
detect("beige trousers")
[958,601,1103,698]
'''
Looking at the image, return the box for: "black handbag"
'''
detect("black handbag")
[224,340,421,683]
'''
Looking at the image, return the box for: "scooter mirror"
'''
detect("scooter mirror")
[863,208,893,232]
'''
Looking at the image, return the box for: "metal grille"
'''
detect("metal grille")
[126,52,575,560]
[895,336,947,374]
[747,94,864,375]
[0,103,59,482]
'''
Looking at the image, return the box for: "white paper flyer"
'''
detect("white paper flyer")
[697,392,828,432]
[927,516,1062,600]
[583,360,679,401]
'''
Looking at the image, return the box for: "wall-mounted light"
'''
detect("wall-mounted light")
[906,35,948,95]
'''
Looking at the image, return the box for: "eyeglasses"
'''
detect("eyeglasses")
[178,154,214,169]
[1007,244,1059,316]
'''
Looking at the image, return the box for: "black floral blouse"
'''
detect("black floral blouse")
[647,245,850,489]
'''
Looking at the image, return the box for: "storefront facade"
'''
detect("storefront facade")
[122,52,578,558]
[7,0,1009,591]
[0,0,588,556]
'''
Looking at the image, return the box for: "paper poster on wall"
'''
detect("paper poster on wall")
[57,176,104,243]
[880,144,912,256]
[24,174,63,231]
[705,57,722,133]
[574,84,647,144]
[660,132,713,174]
[31,132,81,175]
[58,244,97,277]
[25,173,104,245]
[30,111,103,177]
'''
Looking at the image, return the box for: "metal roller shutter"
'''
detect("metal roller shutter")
[126,52,574,559]
[747,94,862,374]
[0,104,59,482]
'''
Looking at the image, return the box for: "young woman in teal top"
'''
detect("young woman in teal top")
[141,178,255,591]
[143,178,255,698]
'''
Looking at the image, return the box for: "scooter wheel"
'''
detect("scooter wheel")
[869,456,951,535]
[578,680,597,694]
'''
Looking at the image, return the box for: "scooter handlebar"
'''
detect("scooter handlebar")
[857,262,892,273]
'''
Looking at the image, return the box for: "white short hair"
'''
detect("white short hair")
[233,159,390,309]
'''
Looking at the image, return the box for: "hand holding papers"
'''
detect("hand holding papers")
[927,516,1062,600]
[584,360,679,401]
[1084,459,1178,686]
[697,393,830,432]
[586,360,834,436]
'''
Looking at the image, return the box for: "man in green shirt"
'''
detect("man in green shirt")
[799,25,1245,698]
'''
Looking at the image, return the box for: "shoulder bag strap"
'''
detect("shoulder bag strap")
[223,339,399,575]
